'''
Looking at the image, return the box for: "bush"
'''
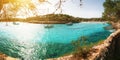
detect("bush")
[71,36,91,59]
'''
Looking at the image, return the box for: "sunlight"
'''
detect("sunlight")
[0,22,47,59]
[0,0,56,18]
[15,0,53,18]
[5,23,46,45]
[5,22,46,59]
[31,0,54,15]
[0,22,46,44]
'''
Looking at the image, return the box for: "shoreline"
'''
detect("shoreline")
[0,53,19,60]
[0,21,108,24]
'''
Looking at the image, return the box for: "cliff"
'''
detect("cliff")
[89,29,120,60]
[93,22,120,60]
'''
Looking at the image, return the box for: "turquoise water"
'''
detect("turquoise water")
[0,22,111,59]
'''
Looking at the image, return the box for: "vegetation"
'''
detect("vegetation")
[1,0,120,22]
[0,14,104,24]
[71,36,105,59]
[71,36,90,59]
[103,0,120,21]
[0,0,110,23]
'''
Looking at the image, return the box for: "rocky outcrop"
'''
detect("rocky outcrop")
[0,53,19,60]
[110,22,120,29]
[89,29,120,60]
[93,29,120,60]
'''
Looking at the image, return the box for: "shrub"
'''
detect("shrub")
[71,36,91,59]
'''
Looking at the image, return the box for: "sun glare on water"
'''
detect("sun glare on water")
[2,22,46,59]
[11,23,46,59]
[13,23,45,43]
[1,22,45,44]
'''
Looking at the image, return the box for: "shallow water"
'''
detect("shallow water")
[0,22,111,59]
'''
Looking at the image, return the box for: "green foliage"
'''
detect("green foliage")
[26,14,103,23]
[71,36,90,59]
[103,0,120,21]
[26,14,77,23]
[0,14,103,23]
[90,40,104,46]
[71,36,105,59]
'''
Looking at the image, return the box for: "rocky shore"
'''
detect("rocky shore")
[110,21,120,29]
[37,21,118,60]
[48,29,120,60]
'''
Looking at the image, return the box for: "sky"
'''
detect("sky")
[60,0,105,18]
[0,0,106,18]
[38,0,105,18]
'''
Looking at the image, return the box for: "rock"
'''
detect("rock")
[0,53,7,60]
[0,53,20,60]
[6,57,20,60]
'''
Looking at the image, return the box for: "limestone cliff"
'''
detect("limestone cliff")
[89,29,120,60]
[92,29,120,60]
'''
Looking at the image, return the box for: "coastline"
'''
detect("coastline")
[0,21,113,60]
[47,21,120,60]
[48,29,120,60]
[0,21,108,24]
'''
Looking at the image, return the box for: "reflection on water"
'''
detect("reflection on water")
[0,22,111,59]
